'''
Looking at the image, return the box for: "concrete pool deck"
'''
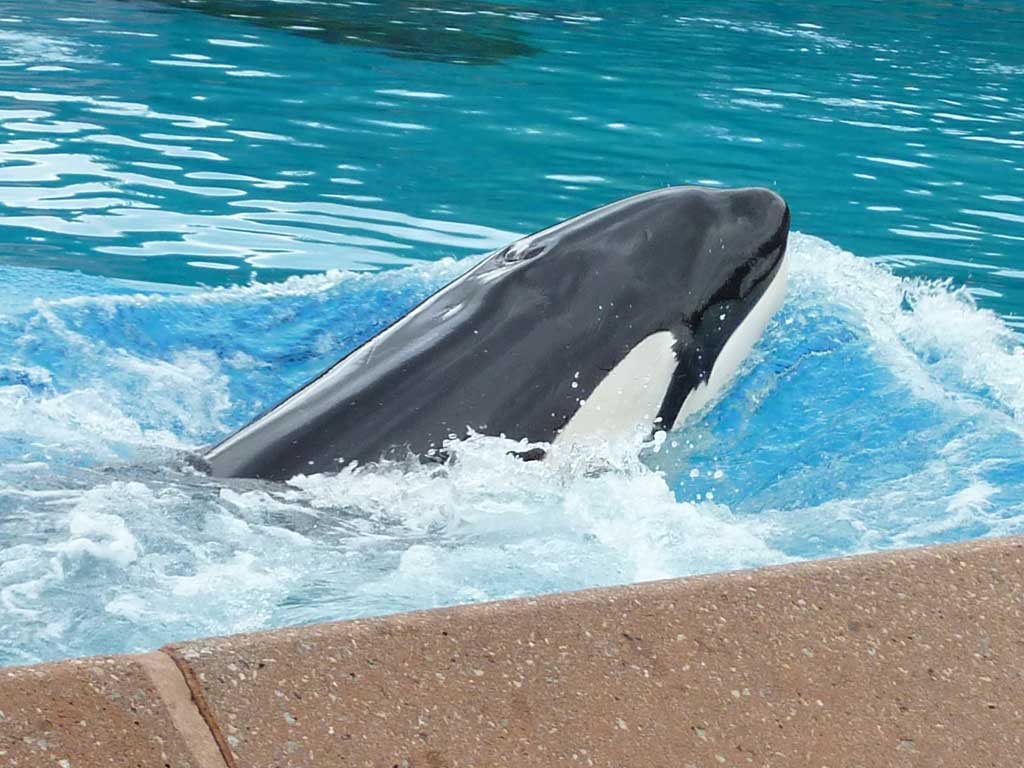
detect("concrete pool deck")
[2,537,1022,767]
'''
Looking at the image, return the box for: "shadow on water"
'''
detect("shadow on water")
[140,0,542,64]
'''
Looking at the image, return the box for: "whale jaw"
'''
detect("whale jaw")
[672,247,789,429]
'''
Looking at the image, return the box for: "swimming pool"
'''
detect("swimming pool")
[1,0,1023,665]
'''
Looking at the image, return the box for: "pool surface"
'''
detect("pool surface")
[1,0,1023,665]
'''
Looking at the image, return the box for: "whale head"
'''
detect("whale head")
[205,186,790,479]
[472,186,791,443]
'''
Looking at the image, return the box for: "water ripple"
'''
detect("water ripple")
[0,0,1020,312]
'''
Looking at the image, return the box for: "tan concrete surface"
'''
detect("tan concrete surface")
[168,536,1024,768]
[0,653,210,768]
[137,651,232,768]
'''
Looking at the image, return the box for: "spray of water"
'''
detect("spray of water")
[1,233,1022,665]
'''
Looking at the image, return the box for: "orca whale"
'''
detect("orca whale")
[206,186,790,480]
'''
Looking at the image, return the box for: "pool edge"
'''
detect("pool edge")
[3,536,1023,765]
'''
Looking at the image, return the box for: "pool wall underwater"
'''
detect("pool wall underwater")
[2,536,1022,767]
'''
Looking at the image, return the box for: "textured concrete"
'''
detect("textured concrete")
[0,654,209,768]
[137,652,231,768]
[169,537,1024,768]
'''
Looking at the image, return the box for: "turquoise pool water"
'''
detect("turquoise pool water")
[1,1,1023,665]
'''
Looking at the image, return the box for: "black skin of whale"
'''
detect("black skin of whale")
[205,187,790,481]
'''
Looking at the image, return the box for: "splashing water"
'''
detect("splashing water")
[1,233,1023,665]
[2,0,1024,671]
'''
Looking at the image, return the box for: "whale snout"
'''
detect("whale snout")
[756,188,790,246]
[726,187,790,246]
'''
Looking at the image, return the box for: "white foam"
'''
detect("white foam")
[787,233,1024,422]
[43,257,471,312]
[3,232,1024,665]
[287,434,787,583]
[54,485,141,568]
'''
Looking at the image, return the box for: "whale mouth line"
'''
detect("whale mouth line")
[660,234,790,433]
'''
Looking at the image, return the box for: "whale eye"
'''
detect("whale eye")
[499,241,546,265]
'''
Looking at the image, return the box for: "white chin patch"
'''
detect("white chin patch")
[552,250,788,448]
[673,250,789,428]
[555,330,679,446]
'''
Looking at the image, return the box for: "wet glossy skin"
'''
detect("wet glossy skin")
[205,187,789,480]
